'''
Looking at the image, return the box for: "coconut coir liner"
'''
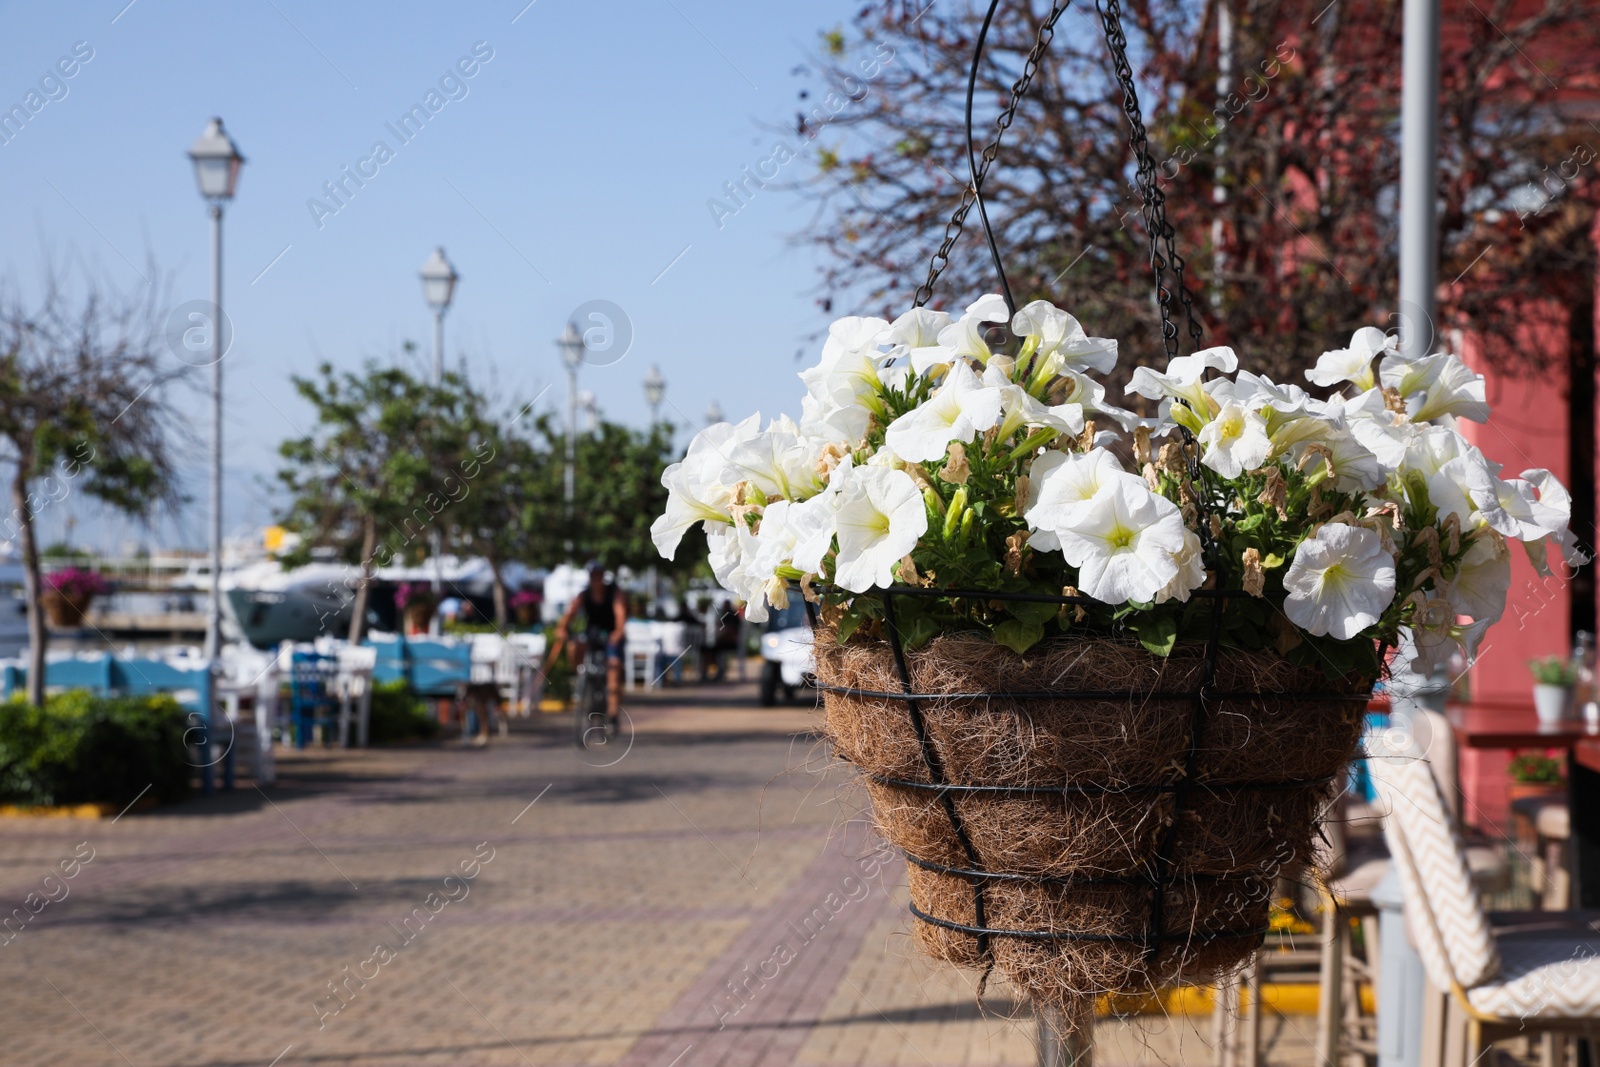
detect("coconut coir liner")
[816,631,1371,1015]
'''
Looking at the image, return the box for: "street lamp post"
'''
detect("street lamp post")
[556,322,585,561]
[187,117,244,664]
[643,365,666,424]
[419,247,458,384]
[704,399,724,427]
[418,248,458,610]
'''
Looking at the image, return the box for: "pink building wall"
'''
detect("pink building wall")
[1458,330,1592,830]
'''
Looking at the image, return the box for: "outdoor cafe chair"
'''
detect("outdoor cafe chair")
[334,645,376,748]
[287,649,340,748]
[1304,711,1511,1067]
[1368,728,1600,1067]
[505,632,545,713]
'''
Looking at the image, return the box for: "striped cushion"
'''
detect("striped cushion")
[1368,730,1501,988]
[1466,931,1600,1017]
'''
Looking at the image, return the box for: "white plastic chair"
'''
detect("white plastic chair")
[334,645,376,747]
[505,632,546,713]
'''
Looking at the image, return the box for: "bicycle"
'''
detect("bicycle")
[571,629,618,749]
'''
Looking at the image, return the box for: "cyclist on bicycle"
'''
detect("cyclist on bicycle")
[551,561,628,722]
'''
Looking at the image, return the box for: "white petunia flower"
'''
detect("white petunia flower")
[1521,469,1588,568]
[1054,480,1189,605]
[1125,346,1238,428]
[1023,447,1146,551]
[1282,523,1397,640]
[982,362,1085,441]
[936,294,1009,365]
[1056,369,1140,430]
[707,524,765,615]
[1306,326,1393,391]
[1197,399,1272,478]
[1155,527,1206,604]
[1339,387,1420,473]
[798,315,891,440]
[650,416,761,558]
[881,307,954,378]
[1010,300,1118,376]
[1464,465,1573,559]
[1221,371,1314,418]
[1378,352,1490,424]
[1449,531,1511,625]
[729,415,824,502]
[883,359,1003,462]
[833,466,928,592]
[1318,429,1388,493]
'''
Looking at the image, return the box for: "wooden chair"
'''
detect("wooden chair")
[1367,729,1600,1067]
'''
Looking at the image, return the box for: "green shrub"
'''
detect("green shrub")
[366,680,441,744]
[0,692,191,808]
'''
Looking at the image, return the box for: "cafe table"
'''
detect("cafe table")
[1446,700,1600,907]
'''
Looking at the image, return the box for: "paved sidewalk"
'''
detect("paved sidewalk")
[0,679,1311,1067]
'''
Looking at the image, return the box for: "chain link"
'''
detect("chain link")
[912,0,1073,309]
[1094,0,1205,358]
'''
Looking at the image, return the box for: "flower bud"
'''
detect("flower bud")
[943,488,968,540]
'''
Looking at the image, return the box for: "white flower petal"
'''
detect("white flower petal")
[1282,523,1396,640]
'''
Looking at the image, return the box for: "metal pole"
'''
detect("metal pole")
[1381,5,1440,1061]
[205,202,224,662]
[430,307,444,603]
[432,307,445,385]
[1398,0,1440,360]
[565,364,577,560]
[1037,1004,1093,1067]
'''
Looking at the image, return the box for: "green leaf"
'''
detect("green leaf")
[1135,614,1179,657]
[901,613,940,650]
[1235,512,1267,533]
[835,611,865,644]
[1261,552,1286,569]
[992,619,1044,655]
[1009,599,1058,626]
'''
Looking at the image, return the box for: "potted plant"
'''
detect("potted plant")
[1529,656,1575,724]
[651,295,1580,1015]
[1506,751,1565,804]
[41,568,109,628]
[394,582,437,635]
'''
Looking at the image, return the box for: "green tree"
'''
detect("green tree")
[0,268,181,706]
[513,414,688,575]
[449,410,539,627]
[276,362,487,644]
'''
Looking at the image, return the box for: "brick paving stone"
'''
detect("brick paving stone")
[0,679,1315,1067]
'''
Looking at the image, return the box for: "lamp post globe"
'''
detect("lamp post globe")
[188,117,244,202]
[643,365,666,424]
[187,117,244,666]
[705,399,724,427]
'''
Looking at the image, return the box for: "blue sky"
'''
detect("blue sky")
[0,0,868,553]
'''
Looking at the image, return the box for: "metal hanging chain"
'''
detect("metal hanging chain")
[1094,0,1205,358]
[913,0,1073,310]
[1091,0,1220,571]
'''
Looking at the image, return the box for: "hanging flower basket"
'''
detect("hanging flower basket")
[42,588,92,628]
[816,617,1371,998]
[395,582,437,635]
[649,0,1581,1024]
[42,568,108,628]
